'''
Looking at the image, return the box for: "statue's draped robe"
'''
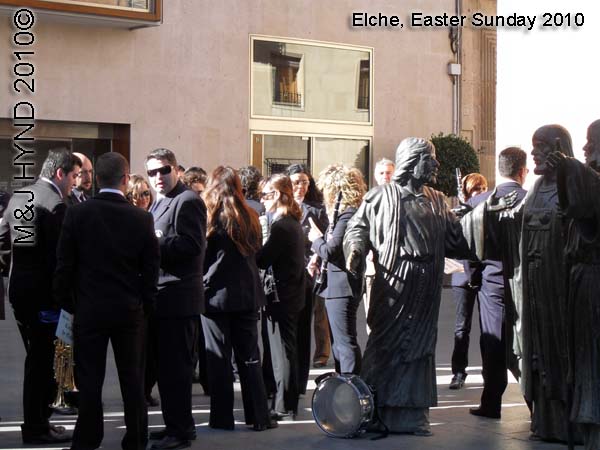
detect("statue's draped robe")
[465,177,577,442]
[344,183,470,432]
[557,159,600,450]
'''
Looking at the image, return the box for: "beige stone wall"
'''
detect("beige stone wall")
[460,0,497,186]
[0,0,494,176]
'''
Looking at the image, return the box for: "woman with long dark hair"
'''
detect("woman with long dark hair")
[257,174,305,420]
[202,166,275,431]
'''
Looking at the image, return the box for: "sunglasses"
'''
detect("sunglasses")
[260,191,276,199]
[139,190,151,197]
[147,166,172,177]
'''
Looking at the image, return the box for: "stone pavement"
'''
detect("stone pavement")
[0,288,574,450]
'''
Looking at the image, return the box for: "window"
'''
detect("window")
[252,37,372,123]
[357,60,370,110]
[0,0,162,23]
[252,133,370,180]
[271,54,302,106]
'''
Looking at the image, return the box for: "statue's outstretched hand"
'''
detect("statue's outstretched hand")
[346,246,362,277]
[451,202,473,218]
[546,150,567,171]
[487,190,519,212]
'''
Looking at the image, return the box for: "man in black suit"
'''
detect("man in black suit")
[145,148,206,450]
[54,152,159,450]
[0,148,81,445]
[468,147,528,419]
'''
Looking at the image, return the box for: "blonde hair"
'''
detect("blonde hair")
[126,174,153,209]
[316,164,367,215]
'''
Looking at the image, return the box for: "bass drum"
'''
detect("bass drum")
[312,372,374,438]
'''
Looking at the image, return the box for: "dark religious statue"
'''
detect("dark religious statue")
[490,124,582,443]
[546,119,600,450]
[343,137,472,435]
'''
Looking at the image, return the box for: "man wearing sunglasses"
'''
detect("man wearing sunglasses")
[145,148,206,450]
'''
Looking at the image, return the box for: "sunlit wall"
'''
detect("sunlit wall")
[497,0,599,187]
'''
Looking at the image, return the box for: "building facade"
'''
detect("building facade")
[0,0,496,191]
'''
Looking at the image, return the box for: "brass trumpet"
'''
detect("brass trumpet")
[51,338,77,410]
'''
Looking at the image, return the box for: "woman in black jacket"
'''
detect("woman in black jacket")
[285,164,331,382]
[307,165,367,375]
[202,166,275,431]
[256,174,306,420]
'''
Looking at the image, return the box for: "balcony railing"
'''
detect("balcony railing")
[273,91,302,106]
[0,0,162,26]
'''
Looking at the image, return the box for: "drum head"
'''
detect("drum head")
[312,374,371,438]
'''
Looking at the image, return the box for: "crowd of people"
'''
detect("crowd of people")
[0,119,599,450]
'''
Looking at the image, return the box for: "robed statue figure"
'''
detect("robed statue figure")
[343,137,472,435]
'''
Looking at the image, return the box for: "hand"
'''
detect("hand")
[306,253,320,277]
[546,150,567,171]
[487,190,519,212]
[451,202,473,218]
[307,217,323,242]
[346,247,362,277]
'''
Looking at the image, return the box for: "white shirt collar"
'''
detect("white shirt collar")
[497,175,521,186]
[41,177,63,199]
[99,188,125,197]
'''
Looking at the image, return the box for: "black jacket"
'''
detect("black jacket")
[0,179,66,321]
[256,214,306,313]
[151,181,207,318]
[311,207,362,299]
[300,201,328,261]
[203,228,265,313]
[53,192,159,325]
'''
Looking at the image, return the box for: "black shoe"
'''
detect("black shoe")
[208,421,234,430]
[51,405,78,415]
[150,435,191,450]
[270,410,296,421]
[23,428,73,444]
[149,429,196,441]
[469,407,500,419]
[146,394,160,407]
[251,420,279,431]
[49,424,67,433]
[449,373,467,390]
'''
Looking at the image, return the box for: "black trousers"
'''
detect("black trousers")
[191,317,209,393]
[451,285,478,376]
[202,310,270,429]
[17,317,56,437]
[478,280,507,414]
[156,317,198,439]
[325,296,361,374]
[296,280,313,394]
[266,309,300,414]
[144,313,158,399]
[72,312,147,450]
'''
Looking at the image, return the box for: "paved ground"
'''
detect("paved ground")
[0,287,575,450]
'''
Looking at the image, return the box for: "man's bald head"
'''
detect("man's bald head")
[73,152,93,191]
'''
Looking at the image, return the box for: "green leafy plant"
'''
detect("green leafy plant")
[430,133,480,197]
